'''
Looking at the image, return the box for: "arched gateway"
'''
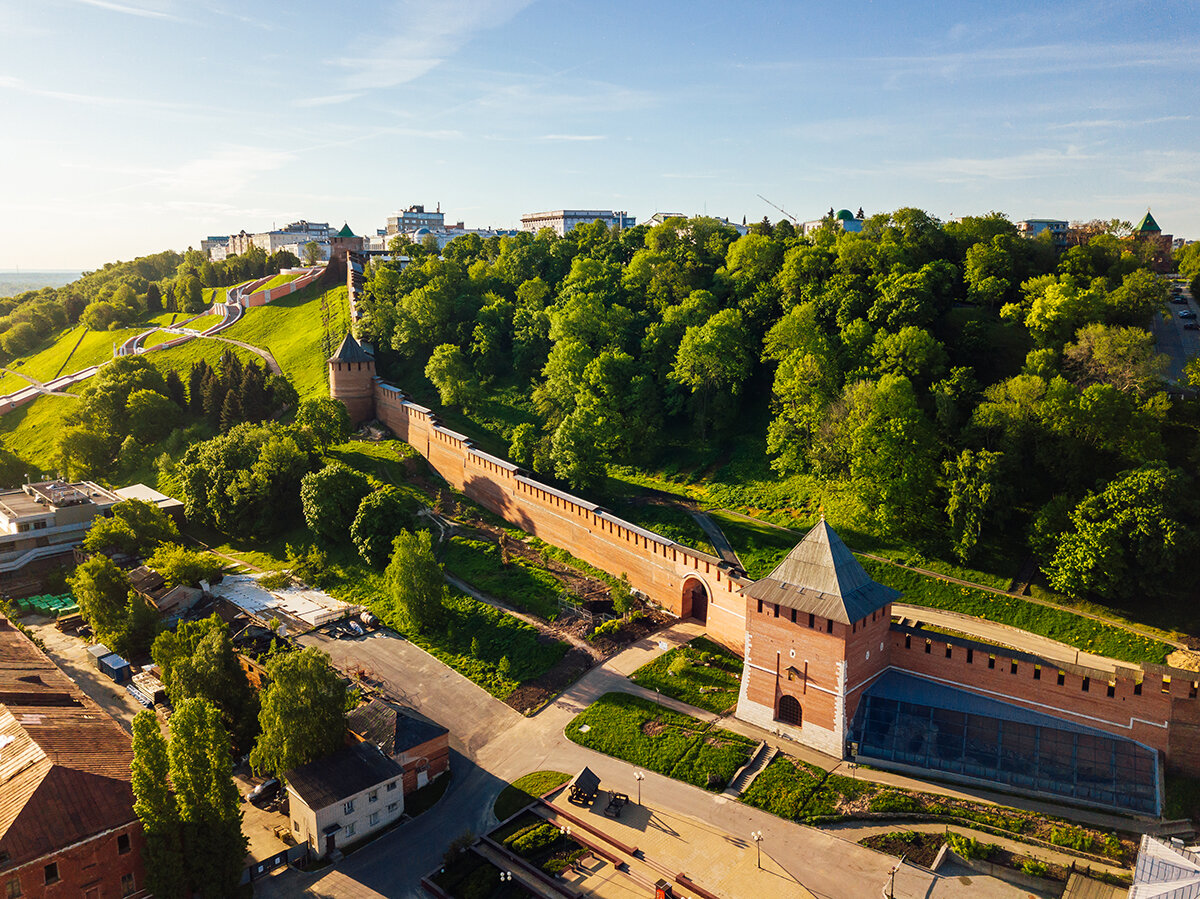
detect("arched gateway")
[681,576,709,624]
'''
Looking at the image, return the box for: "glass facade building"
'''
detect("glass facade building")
[850,672,1159,815]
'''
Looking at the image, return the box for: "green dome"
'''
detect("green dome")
[835,209,855,221]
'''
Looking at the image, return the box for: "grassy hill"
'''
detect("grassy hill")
[219,279,348,399]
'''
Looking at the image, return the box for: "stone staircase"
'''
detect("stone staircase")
[724,741,777,798]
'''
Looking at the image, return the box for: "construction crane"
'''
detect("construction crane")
[756,194,801,226]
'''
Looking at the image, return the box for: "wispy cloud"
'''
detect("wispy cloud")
[331,0,533,90]
[1048,115,1192,131]
[292,93,362,108]
[538,134,605,142]
[0,74,187,110]
[72,0,180,20]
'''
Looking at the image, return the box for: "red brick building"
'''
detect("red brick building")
[346,699,449,795]
[0,617,148,898]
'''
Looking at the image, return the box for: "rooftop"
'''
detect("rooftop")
[0,618,138,869]
[741,519,900,624]
[329,332,373,365]
[347,699,447,757]
[1136,210,1162,233]
[285,742,403,810]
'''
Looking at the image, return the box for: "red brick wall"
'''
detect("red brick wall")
[371,381,750,651]
[330,360,376,426]
[399,733,450,795]
[8,821,148,899]
[890,628,1184,760]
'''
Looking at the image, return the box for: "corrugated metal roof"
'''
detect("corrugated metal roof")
[347,699,447,757]
[741,520,899,623]
[1130,834,1200,898]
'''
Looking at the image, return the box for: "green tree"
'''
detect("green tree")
[944,449,1008,563]
[131,710,186,899]
[425,343,480,410]
[168,698,246,898]
[295,397,351,449]
[1063,323,1168,398]
[152,615,259,752]
[147,543,224,587]
[550,402,608,490]
[83,498,180,558]
[300,462,372,544]
[1045,465,1193,601]
[610,574,634,617]
[670,308,752,439]
[69,556,133,644]
[303,241,321,266]
[383,529,445,633]
[350,486,420,567]
[126,388,175,443]
[250,647,347,780]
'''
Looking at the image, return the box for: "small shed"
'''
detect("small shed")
[567,766,600,805]
[98,652,132,685]
[86,643,112,668]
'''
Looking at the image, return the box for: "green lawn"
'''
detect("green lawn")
[708,510,798,579]
[441,537,564,621]
[0,393,80,473]
[147,339,260,378]
[221,281,349,399]
[0,324,141,395]
[628,636,743,714]
[565,692,756,791]
[262,272,305,290]
[859,557,1174,665]
[493,771,571,821]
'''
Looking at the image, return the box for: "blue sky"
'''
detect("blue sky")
[2,0,1198,270]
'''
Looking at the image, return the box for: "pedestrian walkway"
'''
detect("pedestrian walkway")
[689,510,744,572]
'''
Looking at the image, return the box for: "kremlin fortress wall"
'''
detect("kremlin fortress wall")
[330,343,1200,808]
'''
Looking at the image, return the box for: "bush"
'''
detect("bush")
[588,619,623,642]
[947,833,994,861]
[1048,826,1096,854]
[460,865,496,899]
[1021,859,1048,877]
[258,571,293,590]
[868,791,922,814]
[510,822,560,857]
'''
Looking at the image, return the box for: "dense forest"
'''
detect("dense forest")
[357,211,1200,611]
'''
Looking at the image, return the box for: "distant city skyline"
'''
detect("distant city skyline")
[2,0,1197,269]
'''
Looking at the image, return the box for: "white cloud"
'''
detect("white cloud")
[71,0,180,20]
[538,134,605,142]
[331,0,534,90]
[292,93,362,108]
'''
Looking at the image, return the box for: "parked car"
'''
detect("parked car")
[346,620,365,637]
[246,778,279,807]
[1171,296,1188,304]
[1185,322,1199,331]
[1179,310,1196,319]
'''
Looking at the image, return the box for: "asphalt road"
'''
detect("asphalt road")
[1154,281,1198,384]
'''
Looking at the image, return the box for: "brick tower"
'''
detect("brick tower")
[735,520,899,757]
[328,333,376,425]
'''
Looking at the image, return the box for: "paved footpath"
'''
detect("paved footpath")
[256,622,1109,899]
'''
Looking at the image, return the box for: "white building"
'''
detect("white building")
[386,205,464,235]
[224,221,332,259]
[285,743,405,859]
[644,212,749,236]
[1016,219,1069,248]
[801,208,864,237]
[520,209,636,236]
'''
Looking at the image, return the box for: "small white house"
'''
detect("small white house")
[285,743,405,858]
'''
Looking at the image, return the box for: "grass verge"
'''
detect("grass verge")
[493,771,570,821]
[441,537,564,621]
[628,636,743,714]
[565,692,756,792]
[859,557,1173,665]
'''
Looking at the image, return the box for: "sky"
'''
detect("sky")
[1,0,1198,270]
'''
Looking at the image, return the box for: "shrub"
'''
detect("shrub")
[588,619,623,642]
[511,822,560,857]
[868,791,922,814]
[947,834,995,861]
[1021,859,1048,877]
[460,866,496,899]
[258,571,293,590]
[1048,826,1096,854]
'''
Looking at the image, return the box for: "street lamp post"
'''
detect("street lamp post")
[500,871,512,885]
[888,855,906,899]
[559,825,571,841]
[751,830,763,869]
[634,770,645,806]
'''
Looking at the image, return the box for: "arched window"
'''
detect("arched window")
[777,694,802,726]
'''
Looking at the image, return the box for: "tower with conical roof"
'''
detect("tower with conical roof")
[328,333,376,425]
[735,519,900,756]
